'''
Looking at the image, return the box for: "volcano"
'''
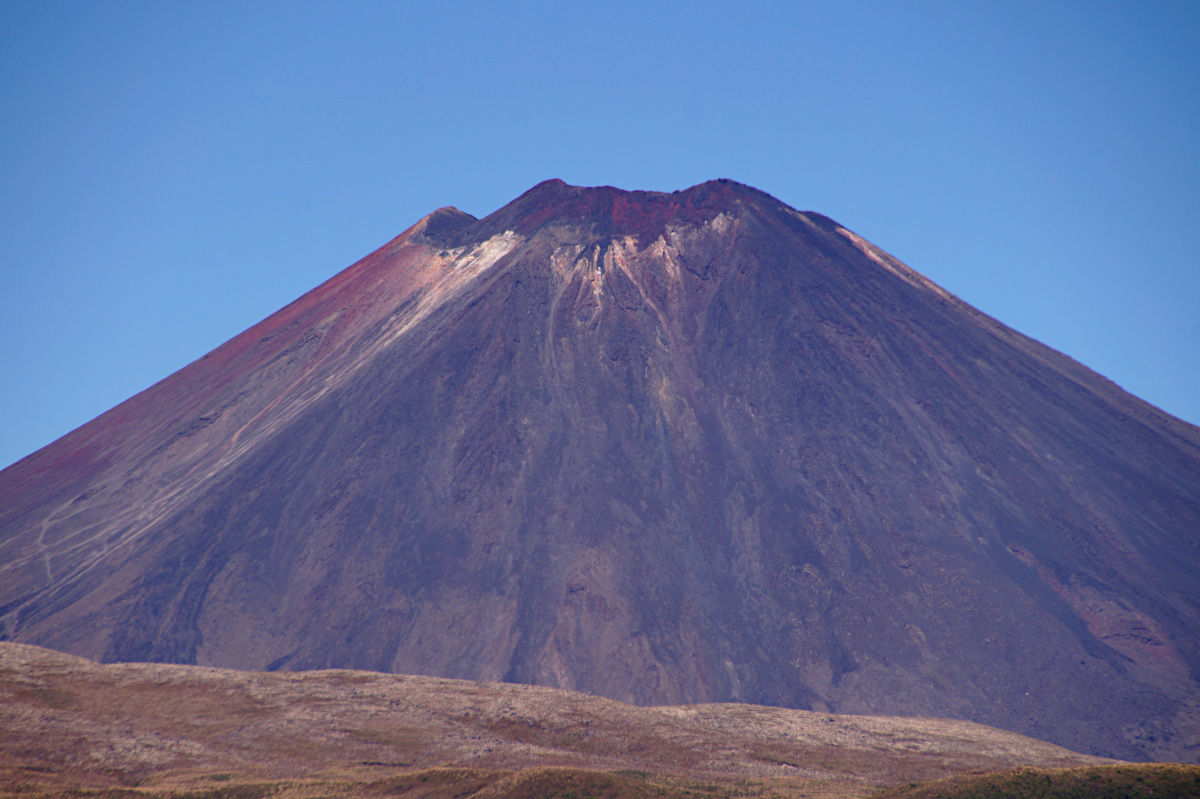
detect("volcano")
[1,180,1198,762]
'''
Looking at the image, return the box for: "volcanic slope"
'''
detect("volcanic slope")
[1,180,1199,763]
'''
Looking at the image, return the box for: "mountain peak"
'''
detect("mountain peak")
[2,181,1198,763]
[411,206,477,241]
[439,178,780,249]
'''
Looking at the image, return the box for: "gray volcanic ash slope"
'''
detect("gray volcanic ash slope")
[1,180,1198,762]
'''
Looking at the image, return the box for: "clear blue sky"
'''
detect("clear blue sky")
[2,1,1198,469]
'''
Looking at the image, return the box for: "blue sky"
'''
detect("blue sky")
[1,1,1198,469]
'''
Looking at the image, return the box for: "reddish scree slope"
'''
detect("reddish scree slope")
[1,180,1199,763]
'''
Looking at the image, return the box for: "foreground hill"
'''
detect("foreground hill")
[2,180,1199,761]
[0,642,1119,799]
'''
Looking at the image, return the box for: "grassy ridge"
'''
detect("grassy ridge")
[871,763,1200,799]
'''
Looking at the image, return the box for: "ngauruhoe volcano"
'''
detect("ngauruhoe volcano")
[1,180,1198,762]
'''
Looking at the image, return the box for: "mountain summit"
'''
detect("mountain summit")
[2,180,1198,761]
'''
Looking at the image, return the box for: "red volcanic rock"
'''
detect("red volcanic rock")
[1,180,1199,763]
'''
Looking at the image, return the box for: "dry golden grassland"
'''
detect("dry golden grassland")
[0,643,1140,799]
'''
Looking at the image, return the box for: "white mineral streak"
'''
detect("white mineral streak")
[832,224,955,303]
[549,243,586,280]
[646,235,682,281]
[605,236,638,282]
[707,211,733,236]
[379,229,522,348]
